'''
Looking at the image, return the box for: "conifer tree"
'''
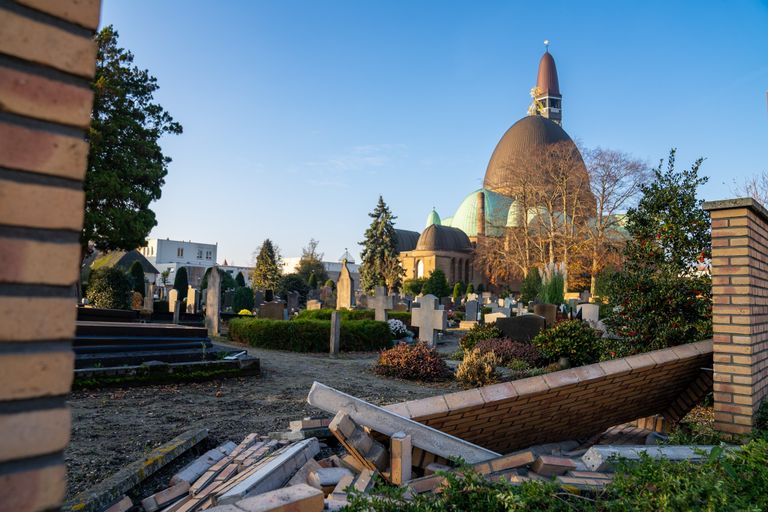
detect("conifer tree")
[359,196,404,293]
[308,273,318,289]
[251,239,283,291]
[173,266,188,300]
[235,271,246,287]
[129,261,145,294]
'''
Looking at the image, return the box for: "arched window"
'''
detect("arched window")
[417,260,424,279]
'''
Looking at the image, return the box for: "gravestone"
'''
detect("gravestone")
[260,301,286,320]
[173,298,181,324]
[286,291,300,313]
[394,302,409,312]
[186,286,198,314]
[356,291,367,308]
[484,311,508,324]
[168,289,178,312]
[307,288,321,301]
[143,283,155,312]
[319,285,333,303]
[504,297,515,309]
[579,303,600,324]
[253,290,265,308]
[370,286,394,322]
[482,292,492,304]
[307,299,323,310]
[495,314,546,343]
[336,259,353,310]
[466,293,479,302]
[330,311,341,356]
[580,290,592,303]
[489,305,511,317]
[206,266,221,337]
[440,297,453,309]
[516,303,527,316]
[411,294,447,347]
[465,300,480,322]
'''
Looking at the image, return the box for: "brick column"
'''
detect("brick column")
[0,1,100,510]
[703,198,768,435]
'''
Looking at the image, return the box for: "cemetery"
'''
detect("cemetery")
[2,2,768,512]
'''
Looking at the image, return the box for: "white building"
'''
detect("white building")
[282,250,361,288]
[140,238,218,289]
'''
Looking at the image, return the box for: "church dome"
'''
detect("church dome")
[449,188,514,238]
[482,115,581,193]
[415,224,472,252]
[425,208,441,228]
[394,229,420,254]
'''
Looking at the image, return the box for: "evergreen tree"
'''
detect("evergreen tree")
[233,287,254,312]
[308,273,318,289]
[466,283,474,294]
[252,239,283,291]
[128,261,145,294]
[520,268,542,303]
[83,26,182,256]
[235,271,246,287]
[359,196,404,293]
[422,269,451,298]
[452,282,465,303]
[605,150,712,356]
[295,238,328,284]
[324,279,335,290]
[173,266,188,301]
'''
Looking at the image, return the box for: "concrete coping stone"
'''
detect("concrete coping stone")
[703,197,768,223]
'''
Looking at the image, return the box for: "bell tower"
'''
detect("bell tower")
[530,40,562,125]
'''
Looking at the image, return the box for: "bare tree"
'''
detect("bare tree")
[736,172,768,205]
[583,147,647,296]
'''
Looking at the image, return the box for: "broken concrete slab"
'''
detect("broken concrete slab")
[171,441,237,486]
[209,483,324,512]
[140,481,189,512]
[581,445,730,471]
[307,382,499,464]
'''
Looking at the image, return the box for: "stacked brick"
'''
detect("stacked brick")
[385,341,713,453]
[0,1,100,510]
[704,198,768,434]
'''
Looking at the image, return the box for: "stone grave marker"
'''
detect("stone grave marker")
[394,302,409,312]
[307,288,320,301]
[356,291,367,308]
[484,311,508,324]
[287,291,300,313]
[504,297,515,309]
[223,289,235,311]
[580,290,592,303]
[173,297,181,324]
[411,294,447,347]
[319,285,333,303]
[336,259,354,310]
[186,286,198,314]
[440,297,453,309]
[495,314,546,343]
[206,266,221,336]
[307,299,323,310]
[330,311,341,356]
[253,290,265,307]
[489,305,511,317]
[466,292,479,302]
[143,283,155,312]
[578,303,600,324]
[260,301,286,320]
[370,286,394,322]
[482,291,493,304]
[168,289,178,312]
[465,300,480,322]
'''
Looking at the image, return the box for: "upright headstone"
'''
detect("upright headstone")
[466,293,479,302]
[482,292,492,305]
[465,300,480,322]
[223,289,235,311]
[370,285,394,322]
[330,311,341,356]
[186,286,198,314]
[578,303,600,324]
[484,311,508,324]
[580,290,592,303]
[440,297,453,309]
[260,301,285,320]
[253,290,265,308]
[143,283,155,312]
[205,266,221,336]
[168,289,178,313]
[394,302,409,312]
[173,298,181,324]
[495,315,546,342]
[307,299,323,310]
[307,288,321,301]
[411,294,447,347]
[319,285,333,303]
[287,291,300,313]
[336,259,353,310]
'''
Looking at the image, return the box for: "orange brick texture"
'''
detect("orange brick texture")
[704,198,768,434]
[0,1,100,510]
[384,341,712,453]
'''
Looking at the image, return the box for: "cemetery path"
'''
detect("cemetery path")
[65,338,462,499]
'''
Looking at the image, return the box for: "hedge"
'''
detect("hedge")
[229,318,393,352]
[293,308,411,325]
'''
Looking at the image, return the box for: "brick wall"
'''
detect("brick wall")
[703,198,768,434]
[385,341,712,453]
[0,1,100,510]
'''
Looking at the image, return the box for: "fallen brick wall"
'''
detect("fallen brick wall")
[0,1,100,510]
[385,341,713,453]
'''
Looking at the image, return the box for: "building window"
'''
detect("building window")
[416,260,424,279]
[206,250,212,260]
[177,247,184,257]
[197,249,203,259]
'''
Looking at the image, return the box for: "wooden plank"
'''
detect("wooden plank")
[216,438,320,505]
[307,382,499,463]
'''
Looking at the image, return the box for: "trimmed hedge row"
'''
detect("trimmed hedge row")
[229,318,393,352]
[294,308,411,325]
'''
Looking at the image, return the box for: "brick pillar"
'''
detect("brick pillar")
[0,1,100,510]
[703,198,768,435]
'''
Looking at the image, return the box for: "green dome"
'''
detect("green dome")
[442,216,453,227]
[449,189,515,237]
[425,208,441,228]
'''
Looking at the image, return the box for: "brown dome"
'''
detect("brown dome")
[483,116,577,192]
[536,51,560,96]
[415,225,472,252]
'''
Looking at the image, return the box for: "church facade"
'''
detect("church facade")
[398,46,593,289]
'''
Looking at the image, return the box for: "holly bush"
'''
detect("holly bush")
[86,267,133,309]
[532,320,602,367]
[459,322,502,352]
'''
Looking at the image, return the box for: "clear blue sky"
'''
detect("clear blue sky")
[100,0,768,266]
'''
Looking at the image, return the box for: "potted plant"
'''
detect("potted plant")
[534,262,565,327]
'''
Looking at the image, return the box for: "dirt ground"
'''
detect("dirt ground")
[65,334,463,499]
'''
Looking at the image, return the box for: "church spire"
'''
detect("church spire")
[529,40,563,125]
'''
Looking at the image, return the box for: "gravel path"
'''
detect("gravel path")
[65,335,463,499]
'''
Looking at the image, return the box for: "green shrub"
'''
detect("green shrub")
[293,308,411,325]
[520,268,541,304]
[459,322,502,352]
[403,278,426,296]
[232,287,254,312]
[86,267,133,309]
[538,262,565,305]
[228,318,392,352]
[235,271,246,287]
[422,269,451,298]
[374,342,452,381]
[474,338,543,366]
[452,281,465,303]
[456,348,499,388]
[466,283,474,294]
[532,320,602,367]
[129,261,145,294]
